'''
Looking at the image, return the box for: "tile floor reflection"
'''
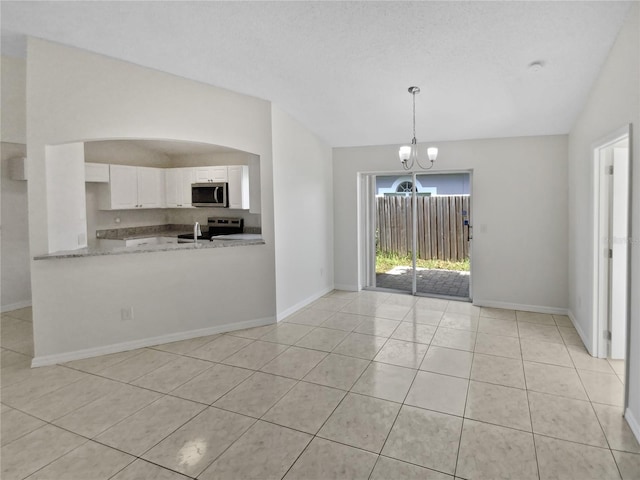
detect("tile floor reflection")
[1,293,638,479]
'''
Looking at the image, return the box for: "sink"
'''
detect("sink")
[125,237,179,247]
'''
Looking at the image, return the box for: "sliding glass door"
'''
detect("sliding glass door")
[370,172,472,300]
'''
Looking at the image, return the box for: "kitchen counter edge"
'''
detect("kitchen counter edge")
[34,237,266,261]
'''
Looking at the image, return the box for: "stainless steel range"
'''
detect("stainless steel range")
[207,217,244,237]
[177,217,244,243]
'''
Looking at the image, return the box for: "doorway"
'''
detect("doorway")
[592,126,630,405]
[366,171,472,300]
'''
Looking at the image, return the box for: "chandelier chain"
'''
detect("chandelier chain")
[412,90,417,141]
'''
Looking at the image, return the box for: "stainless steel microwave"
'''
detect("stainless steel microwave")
[192,183,228,207]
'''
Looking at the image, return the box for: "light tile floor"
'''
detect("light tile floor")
[1,293,638,480]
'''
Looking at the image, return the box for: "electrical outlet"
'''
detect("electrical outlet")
[121,307,134,321]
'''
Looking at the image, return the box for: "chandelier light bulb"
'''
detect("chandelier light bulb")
[399,146,411,162]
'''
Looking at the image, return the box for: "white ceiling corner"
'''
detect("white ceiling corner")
[0,1,633,147]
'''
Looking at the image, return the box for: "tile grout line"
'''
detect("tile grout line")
[567,336,627,480]
[279,296,417,479]
[452,309,478,478]
[367,320,426,479]
[278,299,393,480]
[517,314,543,480]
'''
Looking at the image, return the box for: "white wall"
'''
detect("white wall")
[272,106,334,319]
[169,151,252,168]
[46,143,87,252]
[27,39,276,362]
[85,140,173,167]
[1,56,26,144]
[567,4,639,436]
[1,56,31,311]
[333,135,569,312]
[1,143,31,311]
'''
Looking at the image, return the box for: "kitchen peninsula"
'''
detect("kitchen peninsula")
[34,235,264,260]
[34,221,264,260]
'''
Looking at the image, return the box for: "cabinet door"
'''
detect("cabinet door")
[180,168,196,207]
[164,169,180,207]
[228,165,250,210]
[108,165,138,209]
[195,167,212,183]
[137,167,164,208]
[211,166,228,182]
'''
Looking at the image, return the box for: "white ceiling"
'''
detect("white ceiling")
[0,1,632,147]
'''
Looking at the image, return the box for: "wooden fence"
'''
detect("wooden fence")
[376,195,470,261]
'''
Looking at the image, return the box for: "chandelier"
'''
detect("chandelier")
[399,86,438,170]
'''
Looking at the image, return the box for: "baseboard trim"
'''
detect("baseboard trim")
[625,408,640,445]
[567,309,594,355]
[334,284,359,292]
[1,300,32,313]
[472,299,568,316]
[276,286,334,322]
[31,316,276,368]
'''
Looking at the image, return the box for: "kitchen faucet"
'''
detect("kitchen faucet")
[194,222,202,245]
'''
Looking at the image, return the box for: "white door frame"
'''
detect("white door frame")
[591,124,631,361]
[360,173,378,289]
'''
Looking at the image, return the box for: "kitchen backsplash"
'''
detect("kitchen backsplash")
[96,223,261,240]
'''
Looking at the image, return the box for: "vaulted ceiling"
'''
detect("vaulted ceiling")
[1,1,632,147]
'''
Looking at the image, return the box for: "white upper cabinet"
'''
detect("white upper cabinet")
[137,167,164,208]
[165,167,195,208]
[195,166,227,183]
[99,165,164,210]
[98,164,247,210]
[104,165,137,209]
[228,165,250,210]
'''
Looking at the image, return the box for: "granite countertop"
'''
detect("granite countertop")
[34,236,265,260]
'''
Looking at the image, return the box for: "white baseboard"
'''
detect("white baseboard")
[333,284,359,292]
[472,299,568,316]
[276,285,334,322]
[625,408,640,445]
[567,309,594,355]
[31,316,276,368]
[1,300,32,313]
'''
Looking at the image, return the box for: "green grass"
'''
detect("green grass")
[376,251,470,274]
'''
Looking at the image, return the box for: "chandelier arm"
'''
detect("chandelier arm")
[415,157,434,170]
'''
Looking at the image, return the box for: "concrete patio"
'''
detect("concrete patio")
[375,266,470,299]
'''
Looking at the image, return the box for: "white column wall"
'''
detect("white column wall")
[272,106,334,319]
[567,4,639,438]
[1,56,31,311]
[333,135,569,312]
[45,142,87,252]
